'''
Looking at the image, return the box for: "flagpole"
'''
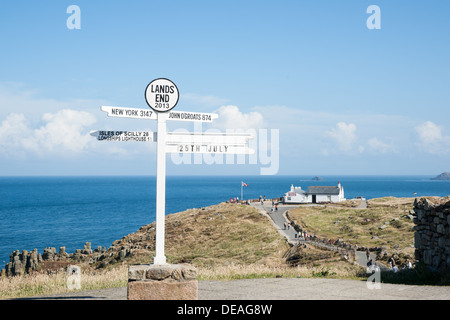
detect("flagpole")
[241,181,243,201]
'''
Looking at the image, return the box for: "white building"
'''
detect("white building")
[283,182,345,204]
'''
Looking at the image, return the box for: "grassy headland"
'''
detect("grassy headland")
[288,197,417,264]
[288,196,450,267]
[3,196,448,299]
[103,202,361,279]
[1,202,363,299]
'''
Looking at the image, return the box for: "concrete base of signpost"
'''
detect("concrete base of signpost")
[127,264,198,300]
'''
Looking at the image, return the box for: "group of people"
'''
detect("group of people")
[388,256,413,272]
[366,251,413,273]
[295,230,312,240]
[290,228,313,240]
[229,197,240,203]
[229,197,253,205]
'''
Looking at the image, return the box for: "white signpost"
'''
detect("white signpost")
[95,78,254,265]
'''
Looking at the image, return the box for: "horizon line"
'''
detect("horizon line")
[0,173,445,178]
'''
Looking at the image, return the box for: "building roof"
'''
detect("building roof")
[307,186,340,195]
[285,188,306,196]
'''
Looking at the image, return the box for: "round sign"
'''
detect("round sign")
[145,78,179,113]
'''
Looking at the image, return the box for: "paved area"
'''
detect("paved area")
[199,278,450,300]
[253,202,298,244]
[18,278,450,300]
[356,198,368,209]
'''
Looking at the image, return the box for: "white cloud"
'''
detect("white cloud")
[367,137,396,154]
[415,121,450,154]
[213,105,265,130]
[0,83,153,159]
[0,109,97,157]
[325,122,358,151]
[30,110,97,154]
[0,113,33,156]
[0,82,105,122]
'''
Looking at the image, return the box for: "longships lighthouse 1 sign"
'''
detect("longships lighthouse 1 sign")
[91,78,254,265]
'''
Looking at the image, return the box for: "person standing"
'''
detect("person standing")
[406,259,412,269]
[388,256,395,269]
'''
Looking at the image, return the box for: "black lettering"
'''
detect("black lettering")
[155,94,169,103]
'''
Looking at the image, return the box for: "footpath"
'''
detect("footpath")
[251,200,389,271]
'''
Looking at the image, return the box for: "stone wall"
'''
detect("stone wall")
[413,198,450,272]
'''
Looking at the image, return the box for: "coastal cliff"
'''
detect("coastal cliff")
[1,203,289,277]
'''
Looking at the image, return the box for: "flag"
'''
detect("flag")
[242,182,248,187]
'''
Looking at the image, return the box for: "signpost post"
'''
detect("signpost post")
[145,78,179,266]
[95,78,254,267]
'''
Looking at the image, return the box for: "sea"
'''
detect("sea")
[1,175,449,268]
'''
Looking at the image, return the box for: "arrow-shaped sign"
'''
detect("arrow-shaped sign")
[101,106,218,123]
[90,130,156,142]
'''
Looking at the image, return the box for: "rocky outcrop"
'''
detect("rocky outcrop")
[430,172,450,180]
[413,198,450,272]
[4,249,42,276]
[2,243,107,277]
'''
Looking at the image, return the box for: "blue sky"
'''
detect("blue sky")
[0,1,449,176]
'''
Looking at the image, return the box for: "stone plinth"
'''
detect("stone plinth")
[127,264,198,300]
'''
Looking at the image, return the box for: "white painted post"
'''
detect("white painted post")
[145,78,180,265]
[154,112,167,265]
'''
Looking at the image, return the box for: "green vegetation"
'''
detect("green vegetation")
[289,197,417,265]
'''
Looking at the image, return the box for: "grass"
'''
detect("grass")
[0,265,128,300]
[288,197,417,265]
[123,203,291,268]
[196,261,362,281]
